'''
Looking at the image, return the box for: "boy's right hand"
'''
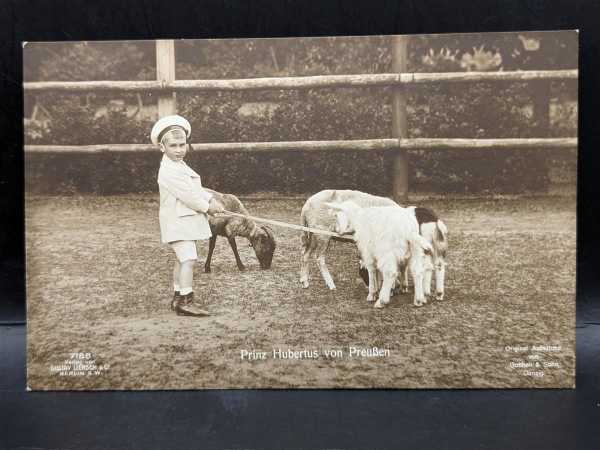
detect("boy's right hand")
[207,198,225,215]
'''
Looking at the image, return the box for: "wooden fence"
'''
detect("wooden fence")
[23,38,578,202]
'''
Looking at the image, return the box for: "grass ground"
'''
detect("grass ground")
[26,194,576,389]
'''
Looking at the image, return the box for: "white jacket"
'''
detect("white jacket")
[157,154,213,243]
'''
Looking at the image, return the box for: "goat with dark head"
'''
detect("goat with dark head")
[204,189,276,272]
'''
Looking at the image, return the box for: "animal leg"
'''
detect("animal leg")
[228,236,246,271]
[374,271,396,309]
[358,264,369,289]
[401,264,409,294]
[409,255,426,307]
[372,269,382,298]
[435,258,446,300]
[204,236,217,273]
[358,261,380,295]
[423,255,433,298]
[374,269,380,290]
[317,255,336,290]
[313,237,336,290]
[391,264,404,296]
[366,265,378,302]
[299,234,313,288]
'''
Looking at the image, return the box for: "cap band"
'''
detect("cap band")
[158,126,188,144]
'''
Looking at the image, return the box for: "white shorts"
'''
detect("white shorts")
[170,240,198,263]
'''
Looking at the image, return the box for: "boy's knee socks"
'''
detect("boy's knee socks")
[180,287,193,296]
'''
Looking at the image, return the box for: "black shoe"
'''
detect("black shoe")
[170,291,181,311]
[175,292,210,317]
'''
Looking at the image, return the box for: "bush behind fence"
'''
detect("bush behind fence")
[25,83,577,195]
[25,147,576,196]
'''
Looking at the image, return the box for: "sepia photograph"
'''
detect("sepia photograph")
[24,31,578,390]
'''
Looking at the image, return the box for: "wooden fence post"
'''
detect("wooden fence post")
[156,40,176,117]
[391,35,409,204]
[527,37,551,137]
[532,80,551,136]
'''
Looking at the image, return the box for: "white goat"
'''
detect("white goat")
[358,206,448,300]
[326,200,433,308]
[299,189,396,290]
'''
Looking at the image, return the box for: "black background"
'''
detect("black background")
[1,1,599,449]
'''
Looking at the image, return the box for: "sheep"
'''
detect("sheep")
[299,189,397,290]
[203,189,276,272]
[326,200,433,308]
[358,206,448,300]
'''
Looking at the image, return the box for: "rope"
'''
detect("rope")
[216,210,353,239]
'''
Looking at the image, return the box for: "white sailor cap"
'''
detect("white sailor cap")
[150,115,192,145]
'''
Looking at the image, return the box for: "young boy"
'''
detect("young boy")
[151,115,224,317]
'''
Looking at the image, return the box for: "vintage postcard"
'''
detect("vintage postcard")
[24,31,577,389]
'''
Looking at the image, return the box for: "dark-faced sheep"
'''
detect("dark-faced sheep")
[204,189,276,272]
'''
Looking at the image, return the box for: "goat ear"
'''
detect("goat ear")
[261,225,275,243]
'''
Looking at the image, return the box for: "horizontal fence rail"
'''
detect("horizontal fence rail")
[24,138,578,154]
[24,70,578,93]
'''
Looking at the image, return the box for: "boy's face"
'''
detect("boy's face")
[161,131,187,162]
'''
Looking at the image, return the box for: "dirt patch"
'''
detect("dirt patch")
[26,195,576,389]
